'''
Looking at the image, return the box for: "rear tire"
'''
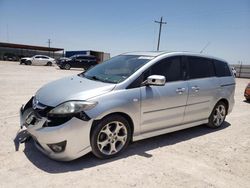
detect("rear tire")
[206,101,227,128]
[90,115,132,159]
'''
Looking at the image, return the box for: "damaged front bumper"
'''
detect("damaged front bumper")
[19,97,93,161]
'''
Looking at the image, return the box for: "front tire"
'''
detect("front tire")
[207,101,227,128]
[26,60,32,65]
[90,115,132,159]
[64,63,71,70]
[46,61,52,66]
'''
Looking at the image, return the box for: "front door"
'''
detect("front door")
[33,56,41,65]
[140,56,188,133]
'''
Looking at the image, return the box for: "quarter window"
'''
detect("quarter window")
[214,60,232,77]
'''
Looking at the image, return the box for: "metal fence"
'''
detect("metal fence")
[231,64,250,78]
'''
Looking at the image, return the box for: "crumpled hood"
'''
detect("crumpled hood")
[35,75,116,107]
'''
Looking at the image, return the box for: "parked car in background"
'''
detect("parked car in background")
[231,67,237,77]
[56,54,98,70]
[20,55,55,66]
[3,53,19,61]
[20,51,235,161]
[244,83,250,101]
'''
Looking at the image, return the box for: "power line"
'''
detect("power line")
[154,16,167,51]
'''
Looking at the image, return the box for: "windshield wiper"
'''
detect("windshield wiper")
[85,75,105,82]
[77,73,85,77]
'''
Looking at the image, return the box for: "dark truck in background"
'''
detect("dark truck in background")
[56,54,98,70]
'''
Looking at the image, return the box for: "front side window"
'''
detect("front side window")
[150,56,182,82]
[82,55,153,83]
[127,56,182,89]
[188,56,215,79]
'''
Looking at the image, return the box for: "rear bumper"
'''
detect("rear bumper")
[20,102,92,161]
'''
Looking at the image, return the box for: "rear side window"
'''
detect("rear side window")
[89,57,96,60]
[76,56,84,60]
[86,57,96,60]
[187,56,215,79]
[214,60,232,77]
[151,56,182,82]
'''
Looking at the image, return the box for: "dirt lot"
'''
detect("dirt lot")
[0,61,249,188]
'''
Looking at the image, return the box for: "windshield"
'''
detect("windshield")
[81,55,153,83]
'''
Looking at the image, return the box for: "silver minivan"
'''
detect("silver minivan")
[20,52,235,161]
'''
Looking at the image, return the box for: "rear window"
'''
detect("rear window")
[214,60,232,77]
[188,56,215,79]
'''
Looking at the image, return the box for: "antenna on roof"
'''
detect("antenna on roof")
[200,42,210,53]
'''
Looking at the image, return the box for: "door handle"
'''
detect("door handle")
[191,86,200,92]
[176,88,186,94]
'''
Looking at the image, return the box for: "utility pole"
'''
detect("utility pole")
[154,17,167,51]
[47,39,51,56]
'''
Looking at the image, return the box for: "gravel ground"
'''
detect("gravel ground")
[0,61,249,188]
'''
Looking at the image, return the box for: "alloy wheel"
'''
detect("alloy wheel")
[213,104,226,126]
[97,121,128,155]
[64,64,70,70]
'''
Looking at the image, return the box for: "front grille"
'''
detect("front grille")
[34,105,53,118]
[46,116,73,127]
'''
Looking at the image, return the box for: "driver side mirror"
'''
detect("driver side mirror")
[144,75,166,86]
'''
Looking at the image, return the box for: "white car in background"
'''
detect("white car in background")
[20,55,55,66]
[231,67,237,77]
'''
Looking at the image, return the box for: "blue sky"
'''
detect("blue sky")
[0,0,249,63]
